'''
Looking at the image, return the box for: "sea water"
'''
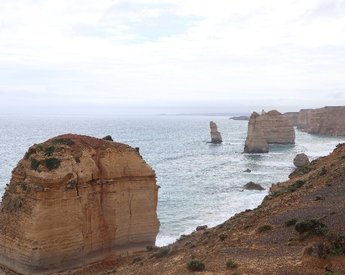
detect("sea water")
[0,115,343,246]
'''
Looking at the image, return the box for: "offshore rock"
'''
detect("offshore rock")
[0,134,160,274]
[244,112,269,153]
[210,121,222,144]
[259,110,295,144]
[243,181,264,191]
[293,153,310,168]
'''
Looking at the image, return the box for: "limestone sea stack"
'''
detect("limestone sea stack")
[244,110,295,153]
[210,121,222,144]
[0,134,160,274]
[244,112,269,153]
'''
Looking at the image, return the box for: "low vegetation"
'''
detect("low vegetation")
[226,259,238,269]
[187,259,205,272]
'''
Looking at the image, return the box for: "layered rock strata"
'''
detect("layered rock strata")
[0,134,160,274]
[210,121,222,144]
[297,106,345,136]
[244,112,269,153]
[244,110,295,153]
[283,112,299,126]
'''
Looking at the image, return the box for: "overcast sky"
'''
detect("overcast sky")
[0,0,344,115]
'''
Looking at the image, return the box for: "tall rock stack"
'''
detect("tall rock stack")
[244,112,269,153]
[210,121,222,144]
[0,134,160,274]
[244,110,295,153]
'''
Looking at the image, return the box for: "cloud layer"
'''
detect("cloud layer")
[0,0,344,114]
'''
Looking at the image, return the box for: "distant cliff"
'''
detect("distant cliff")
[296,106,345,136]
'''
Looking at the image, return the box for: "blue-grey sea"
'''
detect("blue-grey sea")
[0,115,343,246]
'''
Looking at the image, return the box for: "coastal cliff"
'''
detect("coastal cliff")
[244,110,295,153]
[0,134,160,274]
[297,106,345,136]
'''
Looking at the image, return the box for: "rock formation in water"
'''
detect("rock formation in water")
[0,134,160,274]
[293,153,310,167]
[297,106,345,136]
[259,110,295,144]
[210,121,222,144]
[244,112,269,153]
[244,110,295,153]
[283,112,299,126]
[243,181,264,190]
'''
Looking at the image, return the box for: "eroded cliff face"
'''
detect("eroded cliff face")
[0,134,160,274]
[244,110,295,153]
[297,106,345,136]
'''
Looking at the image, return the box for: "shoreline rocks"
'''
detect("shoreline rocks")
[293,153,310,167]
[243,181,264,190]
[0,134,160,274]
[210,121,222,144]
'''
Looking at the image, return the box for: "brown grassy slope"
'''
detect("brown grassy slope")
[112,143,345,275]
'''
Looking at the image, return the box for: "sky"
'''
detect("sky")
[0,0,345,115]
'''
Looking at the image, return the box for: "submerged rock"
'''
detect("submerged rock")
[243,168,252,173]
[0,134,160,274]
[210,121,222,144]
[293,153,310,167]
[243,181,265,190]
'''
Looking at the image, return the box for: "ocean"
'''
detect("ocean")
[0,115,343,246]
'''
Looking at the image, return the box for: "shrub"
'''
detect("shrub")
[52,138,74,146]
[219,233,227,241]
[152,246,170,258]
[31,158,40,171]
[299,166,311,174]
[295,219,328,236]
[187,259,205,272]
[44,146,55,156]
[256,225,272,233]
[226,259,238,268]
[287,180,305,192]
[44,158,61,171]
[319,166,327,176]
[285,218,298,227]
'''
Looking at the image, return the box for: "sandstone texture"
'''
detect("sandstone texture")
[283,112,299,126]
[210,121,222,144]
[0,134,160,274]
[259,110,295,144]
[297,106,345,136]
[293,153,310,167]
[244,112,269,153]
[244,110,295,153]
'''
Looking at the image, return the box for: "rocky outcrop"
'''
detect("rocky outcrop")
[244,112,269,153]
[243,182,264,190]
[210,121,222,144]
[283,112,299,126]
[297,106,345,136]
[293,153,310,167]
[0,134,160,274]
[259,110,295,144]
[244,110,295,153]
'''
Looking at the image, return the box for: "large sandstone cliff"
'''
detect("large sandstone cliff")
[0,134,160,274]
[244,110,295,153]
[297,106,345,136]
